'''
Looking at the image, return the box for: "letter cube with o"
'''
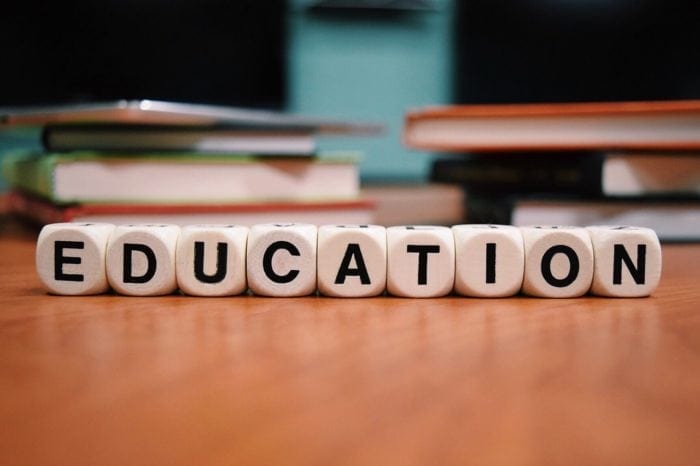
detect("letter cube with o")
[176,225,249,296]
[317,224,387,297]
[106,224,180,296]
[36,222,115,295]
[246,223,317,297]
[387,226,455,298]
[521,226,594,298]
[452,224,524,297]
[587,226,662,297]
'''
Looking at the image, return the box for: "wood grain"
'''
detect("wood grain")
[1,222,699,466]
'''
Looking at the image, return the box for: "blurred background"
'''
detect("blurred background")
[2,0,700,185]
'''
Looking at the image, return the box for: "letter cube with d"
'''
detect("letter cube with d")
[106,224,180,296]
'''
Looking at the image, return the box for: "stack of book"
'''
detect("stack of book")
[403,100,700,242]
[1,100,381,225]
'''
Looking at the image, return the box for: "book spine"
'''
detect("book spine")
[430,153,604,196]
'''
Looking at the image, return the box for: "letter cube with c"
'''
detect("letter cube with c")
[246,223,317,297]
[106,224,180,296]
[317,224,387,297]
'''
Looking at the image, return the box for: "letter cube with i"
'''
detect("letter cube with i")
[317,225,387,297]
[587,226,662,297]
[36,222,115,295]
[521,226,594,298]
[387,226,455,298]
[176,225,249,296]
[246,223,317,297]
[452,224,524,297]
[106,224,180,296]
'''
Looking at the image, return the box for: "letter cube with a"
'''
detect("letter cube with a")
[317,224,387,297]
[106,224,180,296]
[521,226,594,298]
[387,226,455,298]
[587,226,662,297]
[246,223,317,297]
[36,222,115,295]
[176,224,249,296]
[452,224,524,297]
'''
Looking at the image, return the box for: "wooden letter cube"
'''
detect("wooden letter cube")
[317,224,387,297]
[36,222,115,295]
[587,226,662,297]
[452,224,524,297]
[521,226,594,298]
[106,224,180,296]
[386,226,455,298]
[246,223,317,297]
[176,224,249,296]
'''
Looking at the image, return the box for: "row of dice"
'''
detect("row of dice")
[36,223,662,298]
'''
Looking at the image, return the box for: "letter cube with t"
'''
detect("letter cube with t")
[452,224,524,297]
[176,225,249,296]
[521,226,594,298]
[387,226,455,298]
[317,224,387,297]
[36,222,115,295]
[246,223,317,297]
[587,226,662,297]
[106,224,180,296]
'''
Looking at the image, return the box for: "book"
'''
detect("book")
[0,100,383,135]
[431,152,700,197]
[2,151,360,204]
[404,100,700,152]
[42,125,317,155]
[465,195,700,242]
[7,191,375,226]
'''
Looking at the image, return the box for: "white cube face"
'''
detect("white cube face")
[36,222,115,295]
[317,225,387,297]
[587,226,662,297]
[246,223,317,297]
[176,224,249,296]
[521,226,594,298]
[106,224,180,296]
[386,226,455,298]
[452,224,524,297]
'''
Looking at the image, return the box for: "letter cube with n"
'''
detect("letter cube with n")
[106,224,180,296]
[36,222,115,295]
[176,225,249,296]
[452,224,524,297]
[246,223,317,297]
[587,226,662,297]
[387,226,455,298]
[317,225,387,297]
[521,226,594,298]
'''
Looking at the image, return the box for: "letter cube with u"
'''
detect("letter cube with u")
[106,224,180,296]
[176,225,249,296]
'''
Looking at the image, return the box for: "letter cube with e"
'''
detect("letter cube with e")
[587,226,662,297]
[176,225,249,296]
[521,226,594,298]
[317,225,387,297]
[452,224,524,297]
[387,226,455,298]
[36,222,115,295]
[246,223,317,297]
[106,224,180,296]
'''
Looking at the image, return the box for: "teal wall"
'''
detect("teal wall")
[287,0,454,182]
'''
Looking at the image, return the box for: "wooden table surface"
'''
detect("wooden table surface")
[1,221,699,466]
